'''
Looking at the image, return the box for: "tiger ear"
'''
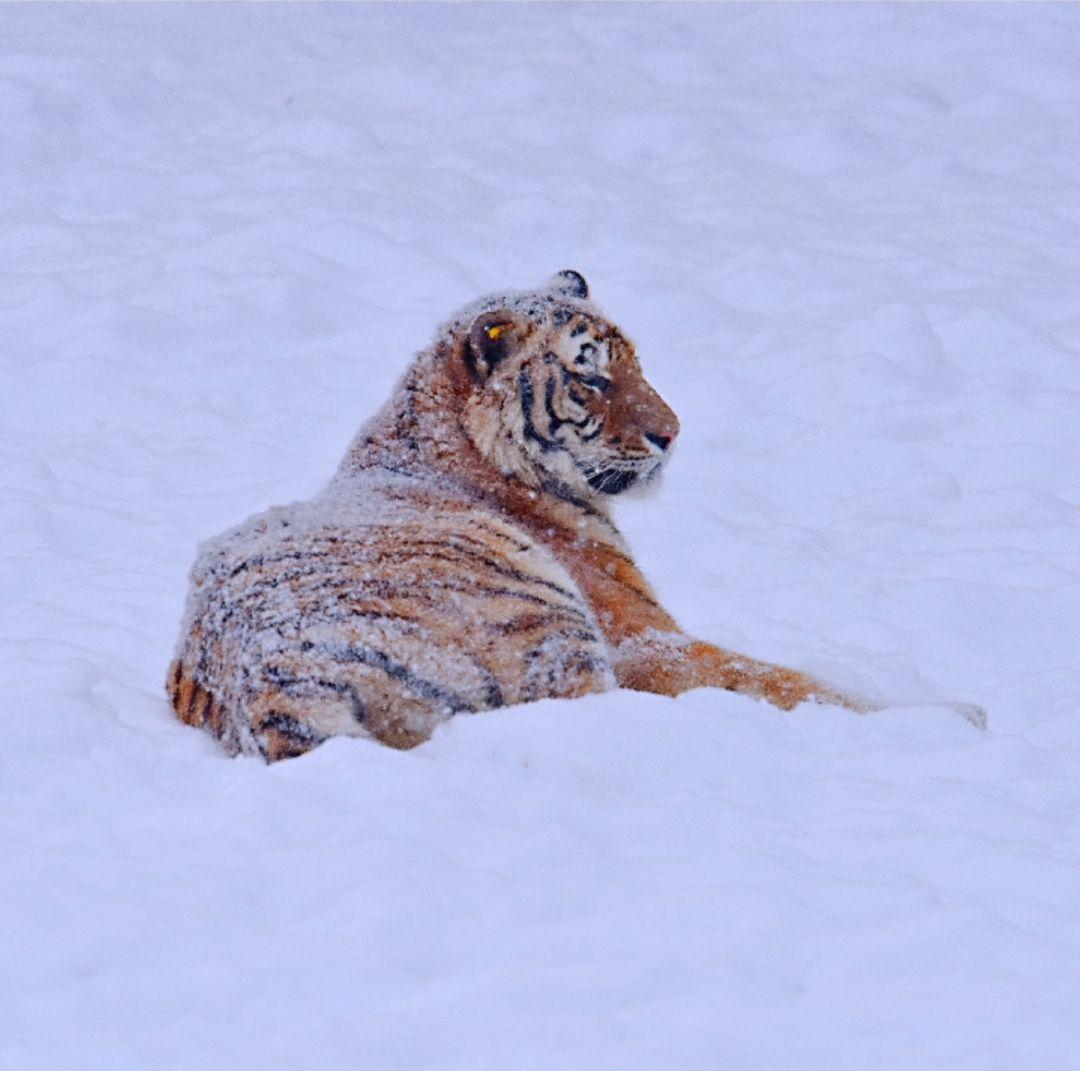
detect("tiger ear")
[547,269,588,299]
[466,309,518,382]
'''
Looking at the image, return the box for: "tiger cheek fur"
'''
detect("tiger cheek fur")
[168,270,877,762]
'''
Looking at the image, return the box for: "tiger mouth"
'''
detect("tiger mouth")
[586,468,640,495]
[583,460,663,495]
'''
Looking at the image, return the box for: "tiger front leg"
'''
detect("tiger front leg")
[612,633,876,713]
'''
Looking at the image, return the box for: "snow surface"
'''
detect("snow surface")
[3,4,1079,1068]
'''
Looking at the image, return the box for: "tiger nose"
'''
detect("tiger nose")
[633,381,679,452]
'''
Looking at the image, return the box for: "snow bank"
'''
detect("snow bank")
[2,5,1078,1068]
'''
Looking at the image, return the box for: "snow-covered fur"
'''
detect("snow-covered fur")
[169,271,871,760]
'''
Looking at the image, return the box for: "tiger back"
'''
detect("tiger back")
[170,469,614,760]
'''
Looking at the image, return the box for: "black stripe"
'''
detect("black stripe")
[625,585,662,610]
[270,651,500,715]
[385,541,583,604]
[489,612,600,641]
[462,519,533,553]
[242,598,423,636]
[259,713,323,741]
[574,373,611,393]
[227,548,333,580]
[544,376,568,432]
[256,712,326,750]
[519,371,562,453]
[536,475,615,527]
[440,524,533,555]
[263,669,368,725]
[593,543,637,567]
[299,639,473,711]
[239,568,592,620]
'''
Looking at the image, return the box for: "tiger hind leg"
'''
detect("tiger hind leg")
[256,653,471,758]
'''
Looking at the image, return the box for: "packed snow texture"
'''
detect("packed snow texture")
[2,5,1079,1069]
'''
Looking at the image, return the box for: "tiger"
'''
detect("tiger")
[168,270,984,761]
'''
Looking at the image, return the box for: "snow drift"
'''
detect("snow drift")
[2,5,1079,1069]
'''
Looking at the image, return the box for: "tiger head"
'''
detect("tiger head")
[455,271,680,499]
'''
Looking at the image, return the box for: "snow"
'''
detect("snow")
[2,4,1079,1068]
